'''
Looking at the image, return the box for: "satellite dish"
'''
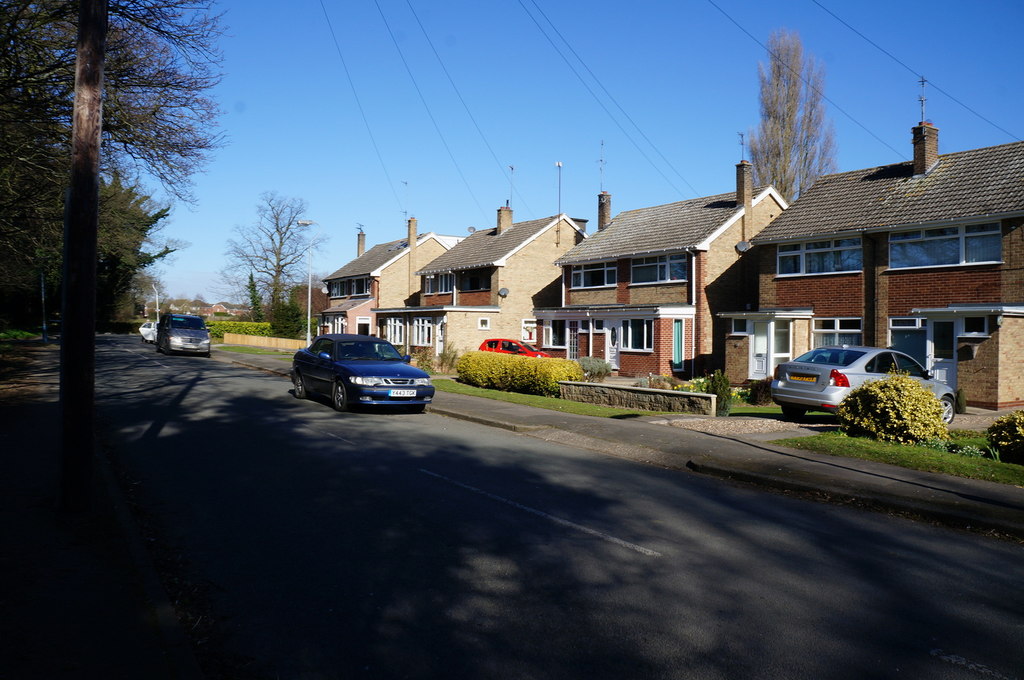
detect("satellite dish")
[735,240,751,253]
[467,226,476,233]
[498,288,509,298]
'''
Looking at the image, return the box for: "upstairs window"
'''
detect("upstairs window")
[329,277,370,297]
[459,269,490,291]
[631,253,688,284]
[778,238,862,275]
[424,273,453,294]
[570,262,617,288]
[889,222,1000,269]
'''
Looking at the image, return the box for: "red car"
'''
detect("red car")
[479,338,550,358]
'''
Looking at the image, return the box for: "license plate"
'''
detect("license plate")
[789,374,817,383]
[389,389,416,397]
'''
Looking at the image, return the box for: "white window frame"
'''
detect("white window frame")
[477,317,491,330]
[630,253,687,285]
[570,261,617,288]
[778,238,862,276]
[412,317,433,347]
[812,317,862,347]
[544,320,567,348]
[384,318,405,345]
[621,318,653,351]
[521,319,537,343]
[889,222,1001,270]
[424,273,453,294]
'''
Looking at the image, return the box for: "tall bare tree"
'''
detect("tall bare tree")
[748,29,836,203]
[223,192,324,313]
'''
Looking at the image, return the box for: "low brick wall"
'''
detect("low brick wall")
[558,381,715,415]
[222,332,306,351]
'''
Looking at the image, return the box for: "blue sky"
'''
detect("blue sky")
[154,0,1024,302]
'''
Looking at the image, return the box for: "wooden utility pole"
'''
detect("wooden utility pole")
[60,0,107,511]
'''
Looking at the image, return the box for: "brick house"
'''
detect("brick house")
[374,207,587,356]
[723,122,1024,409]
[320,220,461,336]
[534,162,787,378]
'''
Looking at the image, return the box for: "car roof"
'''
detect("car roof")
[314,333,387,342]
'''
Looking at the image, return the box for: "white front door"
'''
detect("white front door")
[607,325,620,369]
[928,320,957,388]
[751,322,769,379]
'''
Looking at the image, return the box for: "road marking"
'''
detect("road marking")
[419,469,662,557]
[310,428,357,446]
[120,347,173,369]
[929,649,1015,679]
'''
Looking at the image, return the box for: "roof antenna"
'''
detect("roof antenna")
[918,76,928,123]
[508,165,514,208]
[597,140,606,192]
[738,131,746,160]
[356,223,364,233]
[555,161,563,214]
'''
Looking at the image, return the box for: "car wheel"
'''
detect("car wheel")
[940,395,955,425]
[292,372,307,400]
[331,381,349,412]
[780,404,806,420]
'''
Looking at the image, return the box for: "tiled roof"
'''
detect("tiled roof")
[418,215,575,275]
[323,233,459,280]
[753,140,1024,243]
[556,190,762,264]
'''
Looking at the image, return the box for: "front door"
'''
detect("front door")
[671,319,684,372]
[751,322,769,379]
[928,320,957,388]
[606,324,620,370]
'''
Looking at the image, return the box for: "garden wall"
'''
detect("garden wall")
[558,381,715,415]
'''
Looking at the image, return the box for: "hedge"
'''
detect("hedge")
[205,321,272,340]
[456,351,583,397]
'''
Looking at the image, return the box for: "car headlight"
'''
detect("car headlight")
[349,376,384,386]
[411,377,431,386]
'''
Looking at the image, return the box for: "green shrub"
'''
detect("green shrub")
[577,356,612,382]
[456,351,582,397]
[836,373,948,444]
[986,410,1024,465]
[707,369,733,417]
[436,344,460,374]
[955,387,967,414]
[411,346,435,373]
[745,378,773,405]
[270,301,304,339]
[205,321,273,340]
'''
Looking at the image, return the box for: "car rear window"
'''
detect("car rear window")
[794,348,866,366]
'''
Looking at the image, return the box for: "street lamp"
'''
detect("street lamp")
[152,283,159,321]
[298,220,317,344]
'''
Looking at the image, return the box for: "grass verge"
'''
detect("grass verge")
[432,378,681,418]
[772,431,1024,486]
[216,345,293,360]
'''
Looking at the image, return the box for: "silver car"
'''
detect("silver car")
[771,345,955,423]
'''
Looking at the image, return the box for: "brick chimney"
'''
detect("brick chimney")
[912,122,939,176]
[736,160,754,240]
[597,191,611,231]
[357,230,365,257]
[496,205,513,234]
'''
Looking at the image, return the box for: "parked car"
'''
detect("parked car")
[291,334,434,413]
[771,345,955,423]
[478,338,550,358]
[156,313,211,357]
[139,321,157,343]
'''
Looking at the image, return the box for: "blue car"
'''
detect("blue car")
[290,334,434,413]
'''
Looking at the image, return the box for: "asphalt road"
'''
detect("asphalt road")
[97,335,1024,680]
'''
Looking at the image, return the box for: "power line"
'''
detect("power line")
[809,0,1020,142]
[373,0,488,222]
[705,0,906,159]
[521,0,701,197]
[317,0,405,217]
[516,0,699,198]
[403,0,534,217]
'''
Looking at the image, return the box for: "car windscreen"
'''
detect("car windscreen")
[169,316,206,330]
[793,348,866,367]
[336,341,403,361]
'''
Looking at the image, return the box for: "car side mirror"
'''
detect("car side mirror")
[403,354,412,363]
[318,351,332,361]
